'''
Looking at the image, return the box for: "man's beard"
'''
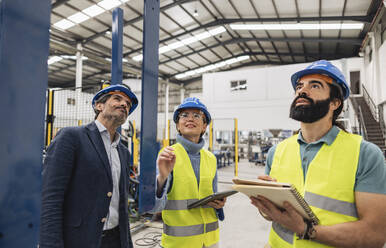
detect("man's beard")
[289,94,331,123]
[103,107,127,126]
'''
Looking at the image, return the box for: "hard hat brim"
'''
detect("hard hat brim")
[92,85,138,115]
[291,68,349,100]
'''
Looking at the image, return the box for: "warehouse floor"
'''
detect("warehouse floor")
[131,160,271,248]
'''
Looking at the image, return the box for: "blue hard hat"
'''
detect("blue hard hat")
[92,84,138,115]
[291,60,350,100]
[173,97,211,124]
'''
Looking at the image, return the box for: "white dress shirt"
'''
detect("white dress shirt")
[95,120,121,230]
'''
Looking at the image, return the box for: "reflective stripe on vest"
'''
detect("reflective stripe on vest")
[272,222,293,244]
[269,130,361,248]
[161,143,219,248]
[164,199,212,210]
[304,192,358,218]
[163,221,219,237]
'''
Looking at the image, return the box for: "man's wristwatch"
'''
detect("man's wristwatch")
[298,219,317,240]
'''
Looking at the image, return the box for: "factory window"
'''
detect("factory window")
[231,80,238,88]
[230,80,247,91]
[67,98,75,105]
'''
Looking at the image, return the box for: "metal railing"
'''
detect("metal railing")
[362,85,379,121]
[378,103,386,139]
[349,97,368,138]
[358,105,368,140]
[362,85,386,139]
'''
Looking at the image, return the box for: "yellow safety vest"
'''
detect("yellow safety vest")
[161,143,219,248]
[269,130,361,248]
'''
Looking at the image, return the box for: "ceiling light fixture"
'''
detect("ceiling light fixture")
[103,57,128,63]
[132,26,227,61]
[193,9,198,17]
[54,0,128,31]
[47,55,89,65]
[61,55,88,60]
[229,23,364,30]
[47,56,63,65]
[175,55,250,79]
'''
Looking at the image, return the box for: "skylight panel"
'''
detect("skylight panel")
[230,23,364,30]
[53,19,75,30]
[175,55,250,79]
[159,46,172,54]
[208,26,226,36]
[82,5,105,17]
[194,31,211,41]
[133,54,143,61]
[131,27,226,61]
[226,58,238,65]
[98,0,122,10]
[182,36,199,45]
[68,12,90,24]
[237,56,249,62]
[167,41,184,50]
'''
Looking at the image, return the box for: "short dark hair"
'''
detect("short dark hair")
[328,83,346,132]
[94,94,112,120]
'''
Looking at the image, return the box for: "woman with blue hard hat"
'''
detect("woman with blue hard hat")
[151,97,226,248]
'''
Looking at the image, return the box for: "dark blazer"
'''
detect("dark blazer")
[40,122,134,248]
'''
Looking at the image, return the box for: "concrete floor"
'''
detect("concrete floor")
[131,160,271,248]
[131,160,386,248]
[217,161,270,248]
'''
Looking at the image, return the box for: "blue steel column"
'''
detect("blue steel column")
[139,0,160,212]
[111,8,123,135]
[0,0,50,247]
[111,8,123,85]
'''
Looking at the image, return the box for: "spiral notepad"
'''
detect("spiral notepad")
[232,178,319,225]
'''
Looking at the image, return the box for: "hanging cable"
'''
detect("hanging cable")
[134,231,162,247]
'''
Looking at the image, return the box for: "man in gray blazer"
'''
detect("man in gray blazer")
[40,84,138,248]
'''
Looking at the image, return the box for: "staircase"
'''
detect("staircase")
[352,97,386,153]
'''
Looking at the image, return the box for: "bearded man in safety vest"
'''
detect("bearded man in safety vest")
[151,97,226,248]
[250,60,386,248]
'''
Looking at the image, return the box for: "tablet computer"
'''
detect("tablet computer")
[187,190,238,209]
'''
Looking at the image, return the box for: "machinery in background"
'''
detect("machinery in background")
[121,120,141,221]
[247,129,294,165]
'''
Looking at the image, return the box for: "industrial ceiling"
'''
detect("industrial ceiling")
[48,0,383,88]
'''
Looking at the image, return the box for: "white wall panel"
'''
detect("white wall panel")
[202,62,310,130]
[202,59,366,131]
[378,41,386,103]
